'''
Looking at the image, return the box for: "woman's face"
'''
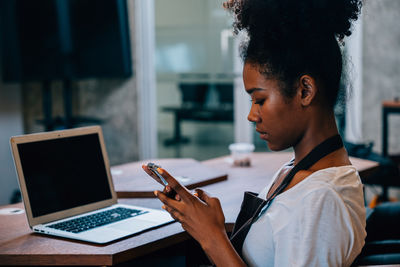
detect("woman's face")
[243,62,305,151]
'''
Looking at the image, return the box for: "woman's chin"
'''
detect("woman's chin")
[266,141,287,152]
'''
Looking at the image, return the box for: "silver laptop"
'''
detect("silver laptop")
[10,126,173,244]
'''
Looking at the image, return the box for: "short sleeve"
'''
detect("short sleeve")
[271,188,355,267]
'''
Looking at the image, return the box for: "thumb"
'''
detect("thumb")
[195,188,211,203]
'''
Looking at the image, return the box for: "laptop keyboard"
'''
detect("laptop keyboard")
[47,207,148,233]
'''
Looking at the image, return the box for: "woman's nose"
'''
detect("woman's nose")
[247,104,261,123]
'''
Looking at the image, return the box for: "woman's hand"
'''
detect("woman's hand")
[149,167,226,249]
[142,165,247,267]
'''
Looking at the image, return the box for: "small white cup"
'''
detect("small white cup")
[229,143,255,167]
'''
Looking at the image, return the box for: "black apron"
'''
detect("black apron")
[230,134,344,257]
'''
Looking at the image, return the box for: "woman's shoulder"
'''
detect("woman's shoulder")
[267,165,365,227]
[271,165,363,214]
[306,165,362,192]
[287,165,360,195]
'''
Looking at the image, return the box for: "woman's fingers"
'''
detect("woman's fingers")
[158,168,193,202]
[142,165,164,185]
[144,165,198,203]
[142,165,154,177]
[195,188,223,211]
[195,188,211,203]
[195,188,220,207]
[162,205,183,222]
[155,190,182,211]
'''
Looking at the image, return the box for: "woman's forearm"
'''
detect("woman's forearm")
[201,230,247,267]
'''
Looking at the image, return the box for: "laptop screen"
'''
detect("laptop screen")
[17,133,112,218]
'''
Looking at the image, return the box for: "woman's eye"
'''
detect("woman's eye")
[255,99,265,105]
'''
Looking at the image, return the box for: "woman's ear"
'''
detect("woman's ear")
[298,75,317,107]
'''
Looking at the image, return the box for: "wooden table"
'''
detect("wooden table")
[0,152,379,266]
[111,158,228,198]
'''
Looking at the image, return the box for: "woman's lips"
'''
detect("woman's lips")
[259,133,268,140]
[256,129,268,140]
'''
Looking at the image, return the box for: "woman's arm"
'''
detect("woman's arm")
[142,165,247,267]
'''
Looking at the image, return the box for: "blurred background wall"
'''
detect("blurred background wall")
[21,77,139,165]
[363,0,400,155]
[0,73,23,205]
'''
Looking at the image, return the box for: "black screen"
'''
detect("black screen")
[17,133,112,218]
[0,0,132,82]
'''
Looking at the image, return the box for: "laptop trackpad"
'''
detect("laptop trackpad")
[108,219,155,233]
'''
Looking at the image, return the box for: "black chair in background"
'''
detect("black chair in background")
[163,83,234,146]
[353,202,400,266]
[163,83,209,145]
[215,83,234,108]
[180,83,209,108]
[344,141,400,206]
[380,100,400,202]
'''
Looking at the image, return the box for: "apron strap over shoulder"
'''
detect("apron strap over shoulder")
[230,134,344,256]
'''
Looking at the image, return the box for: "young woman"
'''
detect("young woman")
[143,0,366,266]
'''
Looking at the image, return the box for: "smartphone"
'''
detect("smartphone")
[146,162,177,199]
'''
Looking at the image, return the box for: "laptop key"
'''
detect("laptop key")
[47,207,148,233]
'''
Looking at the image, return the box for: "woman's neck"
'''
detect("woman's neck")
[293,109,339,165]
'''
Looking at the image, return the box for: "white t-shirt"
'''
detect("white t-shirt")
[242,165,366,267]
